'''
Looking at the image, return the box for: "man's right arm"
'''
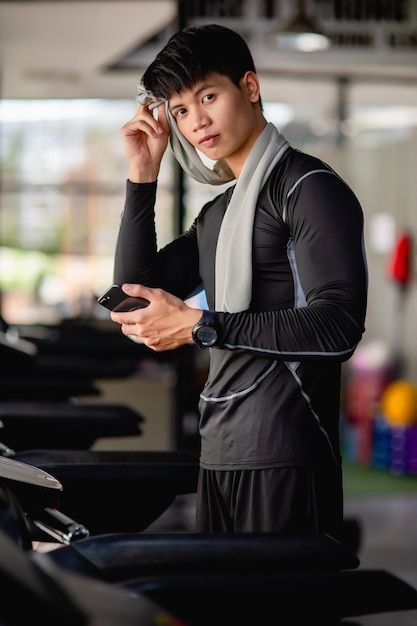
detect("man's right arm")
[113,181,202,301]
[114,101,169,286]
[113,181,158,286]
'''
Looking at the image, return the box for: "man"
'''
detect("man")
[110,24,368,538]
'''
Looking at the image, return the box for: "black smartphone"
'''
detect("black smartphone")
[97,284,150,312]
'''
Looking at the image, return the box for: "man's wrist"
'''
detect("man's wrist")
[128,164,159,183]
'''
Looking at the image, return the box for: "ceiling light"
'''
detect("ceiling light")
[267,0,331,52]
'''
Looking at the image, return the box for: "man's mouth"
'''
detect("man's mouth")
[199,134,219,148]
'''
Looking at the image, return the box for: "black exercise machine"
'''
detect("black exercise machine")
[0,463,176,626]
[11,449,199,535]
[1,455,417,626]
[0,325,147,450]
[0,403,144,451]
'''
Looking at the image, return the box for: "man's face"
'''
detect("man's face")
[168,72,259,164]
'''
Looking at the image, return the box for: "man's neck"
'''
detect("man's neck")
[226,118,268,179]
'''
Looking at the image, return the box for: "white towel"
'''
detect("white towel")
[215,122,289,312]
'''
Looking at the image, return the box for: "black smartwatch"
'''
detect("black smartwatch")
[192,310,218,348]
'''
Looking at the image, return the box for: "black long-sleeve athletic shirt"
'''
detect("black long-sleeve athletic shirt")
[114,146,368,471]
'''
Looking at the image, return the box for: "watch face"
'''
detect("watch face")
[196,325,218,347]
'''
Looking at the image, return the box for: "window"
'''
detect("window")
[0,99,174,324]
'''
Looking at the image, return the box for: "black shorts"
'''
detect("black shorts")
[196,464,343,539]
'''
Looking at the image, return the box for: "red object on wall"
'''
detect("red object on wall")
[387,231,412,288]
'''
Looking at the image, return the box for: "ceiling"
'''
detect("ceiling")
[0,0,416,115]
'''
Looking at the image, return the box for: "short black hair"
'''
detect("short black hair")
[141,23,259,101]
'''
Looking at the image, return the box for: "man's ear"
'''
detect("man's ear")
[241,71,261,104]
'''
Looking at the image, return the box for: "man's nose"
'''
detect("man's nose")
[192,111,209,131]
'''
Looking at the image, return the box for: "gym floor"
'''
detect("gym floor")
[342,494,417,626]
[342,464,417,626]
